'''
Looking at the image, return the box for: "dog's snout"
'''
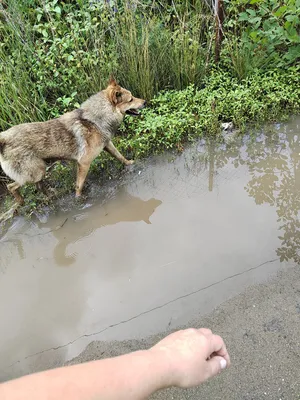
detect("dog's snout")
[143,100,147,107]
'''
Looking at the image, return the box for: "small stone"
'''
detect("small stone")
[221,122,233,131]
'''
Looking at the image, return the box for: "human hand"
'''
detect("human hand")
[149,328,230,388]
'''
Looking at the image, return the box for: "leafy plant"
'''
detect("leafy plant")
[224,0,300,78]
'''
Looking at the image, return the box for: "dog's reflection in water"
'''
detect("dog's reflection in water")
[39,193,162,266]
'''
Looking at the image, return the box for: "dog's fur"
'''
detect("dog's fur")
[0,77,146,204]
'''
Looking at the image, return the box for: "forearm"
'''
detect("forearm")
[0,350,170,400]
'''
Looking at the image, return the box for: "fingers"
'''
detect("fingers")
[206,356,228,378]
[198,329,230,366]
[207,334,230,366]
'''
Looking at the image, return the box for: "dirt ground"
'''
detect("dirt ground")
[69,266,300,400]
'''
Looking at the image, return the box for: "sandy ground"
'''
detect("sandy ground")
[69,266,300,400]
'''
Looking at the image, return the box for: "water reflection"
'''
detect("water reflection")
[36,190,162,266]
[200,119,300,264]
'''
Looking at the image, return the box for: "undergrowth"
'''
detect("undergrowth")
[0,0,299,129]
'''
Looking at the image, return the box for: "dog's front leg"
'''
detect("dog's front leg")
[104,140,134,166]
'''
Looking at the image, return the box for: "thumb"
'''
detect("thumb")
[206,356,227,378]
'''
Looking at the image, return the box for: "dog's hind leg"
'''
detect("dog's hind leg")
[104,141,134,166]
[7,182,24,205]
[75,162,91,197]
[2,157,46,204]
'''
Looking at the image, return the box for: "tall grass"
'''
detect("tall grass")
[1,0,298,131]
[0,2,47,126]
[110,0,213,97]
[0,0,213,130]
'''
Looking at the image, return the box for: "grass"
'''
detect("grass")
[0,0,214,130]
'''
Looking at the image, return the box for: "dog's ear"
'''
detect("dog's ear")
[108,86,122,105]
[108,75,118,87]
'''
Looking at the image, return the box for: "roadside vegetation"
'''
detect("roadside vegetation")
[0,0,299,215]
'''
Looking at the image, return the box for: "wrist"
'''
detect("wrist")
[146,348,175,390]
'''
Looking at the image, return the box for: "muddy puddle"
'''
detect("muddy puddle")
[0,116,299,381]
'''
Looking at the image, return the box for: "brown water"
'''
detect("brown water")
[0,117,299,381]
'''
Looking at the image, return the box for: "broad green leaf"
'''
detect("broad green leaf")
[246,9,257,17]
[238,12,249,22]
[250,31,258,40]
[284,20,292,29]
[274,6,287,17]
[249,16,262,25]
[284,44,300,62]
[285,15,298,23]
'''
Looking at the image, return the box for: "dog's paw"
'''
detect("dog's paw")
[125,160,135,166]
[74,194,87,205]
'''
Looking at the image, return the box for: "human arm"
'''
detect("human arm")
[0,328,230,400]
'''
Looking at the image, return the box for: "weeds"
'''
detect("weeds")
[0,0,214,129]
[1,0,298,130]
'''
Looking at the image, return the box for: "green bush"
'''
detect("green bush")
[223,0,300,78]
[1,0,299,129]
[116,66,300,158]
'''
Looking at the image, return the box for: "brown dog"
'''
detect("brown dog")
[0,77,146,204]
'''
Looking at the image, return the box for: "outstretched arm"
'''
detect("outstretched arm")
[0,328,230,400]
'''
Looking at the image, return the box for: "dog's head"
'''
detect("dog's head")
[105,76,146,116]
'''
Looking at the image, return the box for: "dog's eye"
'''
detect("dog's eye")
[129,98,133,102]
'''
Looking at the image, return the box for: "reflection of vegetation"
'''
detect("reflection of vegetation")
[205,119,300,264]
[245,128,300,264]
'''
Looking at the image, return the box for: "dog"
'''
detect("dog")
[0,77,146,204]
